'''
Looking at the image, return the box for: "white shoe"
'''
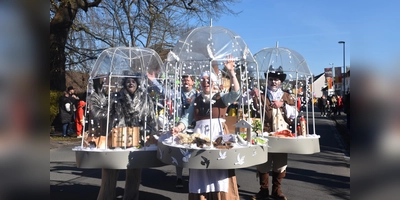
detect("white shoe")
[77,135,83,138]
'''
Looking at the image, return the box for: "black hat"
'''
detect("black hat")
[264,66,286,82]
[67,86,74,91]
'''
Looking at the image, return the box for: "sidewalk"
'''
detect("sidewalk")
[50,129,82,149]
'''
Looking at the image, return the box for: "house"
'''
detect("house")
[311,67,350,98]
[311,72,325,98]
[234,119,252,143]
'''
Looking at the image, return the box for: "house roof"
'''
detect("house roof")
[313,72,324,82]
[234,119,252,128]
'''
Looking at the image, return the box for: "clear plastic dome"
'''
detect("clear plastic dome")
[156,26,273,168]
[164,26,258,128]
[90,47,165,79]
[166,26,257,76]
[254,45,316,135]
[254,45,312,91]
[84,47,166,150]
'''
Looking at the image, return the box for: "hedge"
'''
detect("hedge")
[50,90,63,126]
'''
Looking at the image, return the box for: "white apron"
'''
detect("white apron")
[189,118,229,193]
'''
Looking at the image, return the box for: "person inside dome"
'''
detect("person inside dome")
[171,55,241,200]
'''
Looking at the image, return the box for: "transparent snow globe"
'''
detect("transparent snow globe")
[158,26,269,169]
[73,46,166,169]
[253,42,320,154]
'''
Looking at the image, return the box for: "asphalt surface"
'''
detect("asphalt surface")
[50,111,350,200]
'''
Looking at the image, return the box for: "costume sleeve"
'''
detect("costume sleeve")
[285,104,297,119]
[88,93,109,119]
[149,78,175,98]
[221,90,241,105]
[283,93,297,119]
[238,92,251,107]
[149,78,164,94]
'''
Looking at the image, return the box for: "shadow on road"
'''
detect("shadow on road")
[287,167,350,200]
[50,164,190,200]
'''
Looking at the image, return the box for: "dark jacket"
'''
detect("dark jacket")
[318,97,327,108]
[343,93,350,114]
[59,95,73,124]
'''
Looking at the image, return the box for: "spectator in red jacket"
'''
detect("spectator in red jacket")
[337,95,343,115]
[75,100,86,138]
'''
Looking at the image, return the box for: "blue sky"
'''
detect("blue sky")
[212,0,399,76]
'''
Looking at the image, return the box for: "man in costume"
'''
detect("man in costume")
[251,67,296,200]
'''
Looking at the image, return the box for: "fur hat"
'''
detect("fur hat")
[121,70,142,86]
[264,66,286,82]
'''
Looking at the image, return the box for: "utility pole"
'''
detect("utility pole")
[338,41,346,95]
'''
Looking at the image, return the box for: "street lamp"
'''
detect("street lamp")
[338,41,345,95]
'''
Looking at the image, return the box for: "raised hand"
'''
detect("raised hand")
[171,126,180,135]
[223,55,235,72]
[147,71,156,81]
[224,55,239,92]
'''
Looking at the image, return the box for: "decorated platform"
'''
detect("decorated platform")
[156,131,269,169]
[73,145,165,169]
[157,141,268,169]
[264,134,320,154]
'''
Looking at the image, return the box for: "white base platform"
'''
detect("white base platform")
[265,135,320,154]
[157,141,269,169]
[73,146,166,169]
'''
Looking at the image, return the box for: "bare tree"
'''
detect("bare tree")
[50,0,103,91]
[51,0,240,91]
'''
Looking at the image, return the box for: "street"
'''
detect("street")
[50,113,350,200]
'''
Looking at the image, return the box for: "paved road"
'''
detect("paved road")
[50,113,350,200]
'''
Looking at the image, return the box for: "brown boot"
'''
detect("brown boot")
[252,172,270,200]
[271,171,287,200]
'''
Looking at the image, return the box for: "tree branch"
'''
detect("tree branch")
[78,0,102,12]
[180,0,196,11]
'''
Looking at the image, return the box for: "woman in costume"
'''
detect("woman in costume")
[171,56,241,200]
